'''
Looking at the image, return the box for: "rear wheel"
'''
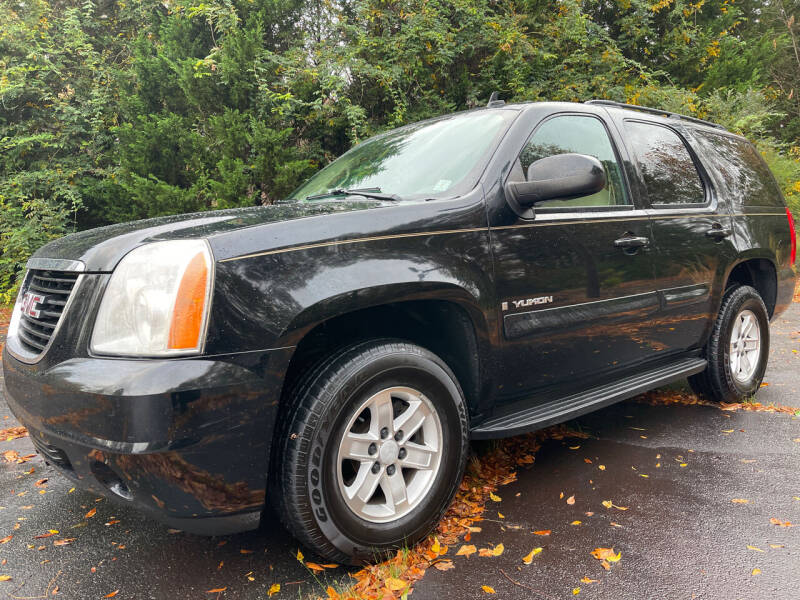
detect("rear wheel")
[689,285,770,403]
[272,340,468,564]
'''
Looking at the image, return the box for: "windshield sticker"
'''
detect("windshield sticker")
[432,179,452,192]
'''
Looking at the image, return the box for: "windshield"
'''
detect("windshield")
[290,109,517,201]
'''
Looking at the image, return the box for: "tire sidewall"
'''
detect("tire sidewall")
[303,347,466,561]
[715,289,770,399]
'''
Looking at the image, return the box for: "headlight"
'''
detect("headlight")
[91,240,213,357]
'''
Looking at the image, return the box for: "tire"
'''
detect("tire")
[271,339,469,564]
[688,285,770,403]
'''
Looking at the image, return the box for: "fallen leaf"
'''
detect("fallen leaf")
[591,547,621,563]
[85,508,96,519]
[601,500,628,510]
[0,536,12,544]
[598,465,606,471]
[431,537,440,554]
[566,495,575,505]
[240,549,253,554]
[0,576,11,582]
[296,549,304,562]
[580,576,598,583]
[571,520,582,525]
[33,532,57,539]
[573,588,581,595]
[268,583,280,596]
[769,544,784,549]
[385,578,407,591]
[105,592,119,598]
[770,518,793,527]
[497,512,504,519]
[569,445,581,450]
[305,562,325,572]
[456,544,477,558]
[433,559,455,571]
[522,547,543,564]
[206,588,226,594]
[752,568,761,576]
[533,530,551,536]
[481,585,496,594]
[747,545,764,552]
[489,492,501,502]
[53,538,75,547]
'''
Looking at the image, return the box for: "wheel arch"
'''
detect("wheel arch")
[723,255,778,317]
[274,284,492,424]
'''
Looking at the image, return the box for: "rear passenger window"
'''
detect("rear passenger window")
[624,121,706,205]
[692,132,782,208]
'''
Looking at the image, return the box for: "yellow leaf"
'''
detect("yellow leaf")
[573,587,581,595]
[598,465,606,471]
[456,544,477,557]
[747,545,764,552]
[498,512,504,519]
[0,576,11,582]
[569,445,581,450]
[731,499,749,504]
[431,537,440,554]
[489,492,501,502]
[492,543,504,556]
[580,576,598,583]
[268,583,280,596]
[601,500,628,510]
[481,585,496,594]
[385,577,407,591]
[639,474,649,478]
[679,463,688,467]
[523,547,543,564]
[571,520,582,525]
[752,568,761,575]
[296,549,304,562]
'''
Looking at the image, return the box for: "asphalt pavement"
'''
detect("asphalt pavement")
[1,304,798,599]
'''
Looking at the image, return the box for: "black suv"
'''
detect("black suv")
[3,100,796,563]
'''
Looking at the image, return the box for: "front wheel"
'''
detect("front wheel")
[689,285,770,403]
[272,340,469,564]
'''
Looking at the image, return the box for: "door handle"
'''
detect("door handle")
[613,235,650,249]
[705,224,732,240]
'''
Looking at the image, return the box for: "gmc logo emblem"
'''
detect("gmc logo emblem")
[20,292,46,319]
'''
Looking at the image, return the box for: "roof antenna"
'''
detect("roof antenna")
[487,92,505,108]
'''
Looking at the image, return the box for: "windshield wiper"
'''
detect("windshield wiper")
[305,187,401,202]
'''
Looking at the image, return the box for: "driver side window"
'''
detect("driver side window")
[511,115,629,208]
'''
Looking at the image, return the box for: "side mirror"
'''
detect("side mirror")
[505,153,607,208]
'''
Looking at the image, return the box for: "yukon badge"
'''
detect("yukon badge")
[502,296,554,311]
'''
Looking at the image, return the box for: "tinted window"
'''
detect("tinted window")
[512,115,628,207]
[693,132,782,208]
[624,121,705,205]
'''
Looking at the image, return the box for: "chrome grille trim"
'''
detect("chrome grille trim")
[5,269,84,364]
[26,258,85,272]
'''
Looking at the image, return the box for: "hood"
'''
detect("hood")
[32,201,385,272]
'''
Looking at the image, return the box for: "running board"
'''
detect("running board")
[471,357,707,439]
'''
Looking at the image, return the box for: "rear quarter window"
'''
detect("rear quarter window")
[692,131,784,209]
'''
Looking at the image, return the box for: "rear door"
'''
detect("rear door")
[489,108,661,405]
[611,115,738,353]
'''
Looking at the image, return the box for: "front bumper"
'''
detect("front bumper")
[2,347,293,535]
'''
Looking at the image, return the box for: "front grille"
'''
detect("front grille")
[17,270,80,356]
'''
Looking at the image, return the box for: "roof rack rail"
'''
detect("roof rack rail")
[584,99,726,130]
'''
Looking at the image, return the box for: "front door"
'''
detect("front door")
[489,110,660,404]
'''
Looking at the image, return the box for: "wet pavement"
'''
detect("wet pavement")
[0,303,798,599]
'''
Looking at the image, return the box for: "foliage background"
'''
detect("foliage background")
[1,0,799,299]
